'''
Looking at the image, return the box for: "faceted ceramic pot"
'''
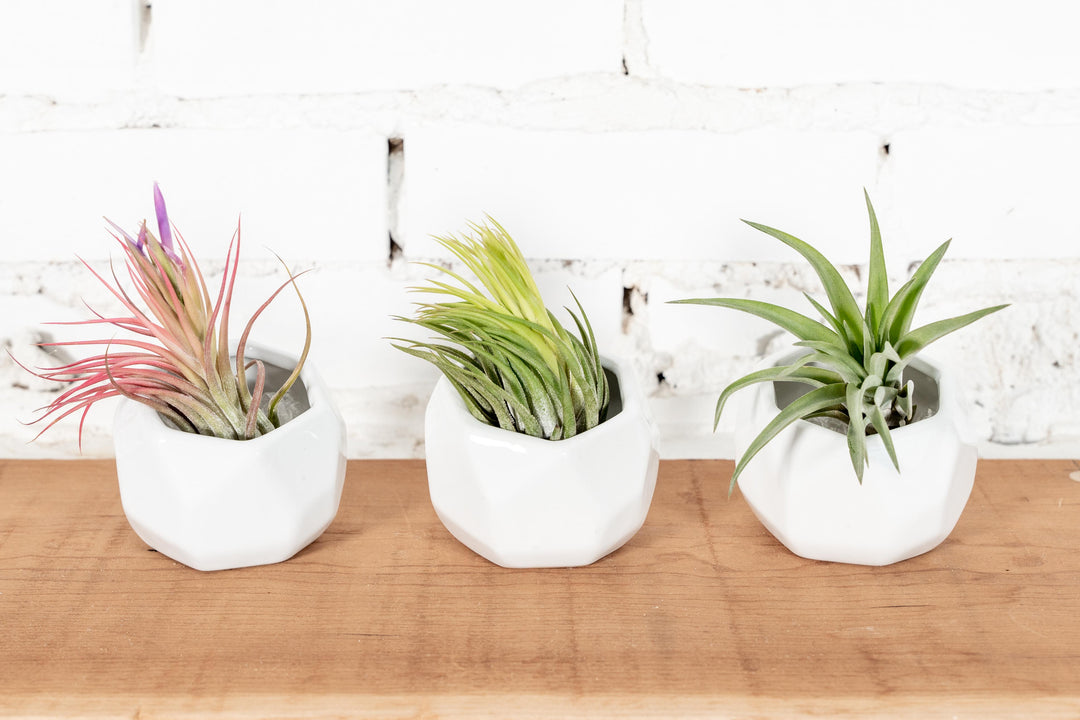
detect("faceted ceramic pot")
[731,351,977,566]
[424,357,660,568]
[113,343,347,571]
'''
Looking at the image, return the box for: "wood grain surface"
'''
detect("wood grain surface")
[1,459,1078,718]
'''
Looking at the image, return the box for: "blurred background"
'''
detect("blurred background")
[1,0,1078,458]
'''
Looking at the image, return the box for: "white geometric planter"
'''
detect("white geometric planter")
[424,357,660,568]
[113,344,347,572]
[731,351,977,566]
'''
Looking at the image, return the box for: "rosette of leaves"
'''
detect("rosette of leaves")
[19,184,310,444]
[672,192,1006,488]
[393,219,609,440]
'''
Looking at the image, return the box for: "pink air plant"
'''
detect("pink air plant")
[17,184,311,446]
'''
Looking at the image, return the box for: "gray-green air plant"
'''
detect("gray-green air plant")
[393,219,610,440]
[672,192,1007,489]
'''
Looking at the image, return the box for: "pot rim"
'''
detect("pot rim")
[739,348,962,453]
[114,341,331,447]
[431,354,644,450]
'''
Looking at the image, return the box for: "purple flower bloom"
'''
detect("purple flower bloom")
[153,182,174,251]
[152,183,183,265]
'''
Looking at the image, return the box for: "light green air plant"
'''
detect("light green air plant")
[393,219,609,440]
[672,192,1007,489]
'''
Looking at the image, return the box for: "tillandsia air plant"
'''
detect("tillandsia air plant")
[672,191,1007,488]
[393,218,609,440]
[19,184,311,444]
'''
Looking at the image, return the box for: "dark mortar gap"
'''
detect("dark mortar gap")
[621,285,648,333]
[622,57,630,75]
[138,2,152,54]
[622,287,634,317]
[387,137,405,265]
[881,142,891,156]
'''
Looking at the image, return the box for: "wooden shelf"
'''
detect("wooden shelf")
[2,459,1079,718]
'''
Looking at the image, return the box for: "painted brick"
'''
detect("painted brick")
[642,0,1080,91]
[217,262,438,391]
[0,129,386,263]
[643,265,823,388]
[649,393,730,459]
[1,261,437,457]
[889,125,1080,261]
[629,260,861,445]
[530,260,626,356]
[166,259,622,404]
[1,263,134,458]
[152,0,623,97]
[400,126,882,263]
[0,0,137,101]
[2,0,1079,463]
[622,258,1079,458]
[200,258,626,456]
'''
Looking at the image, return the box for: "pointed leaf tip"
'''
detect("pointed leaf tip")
[153,182,174,251]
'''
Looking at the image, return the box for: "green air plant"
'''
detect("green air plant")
[393,219,609,440]
[672,192,1006,489]
[18,184,311,444]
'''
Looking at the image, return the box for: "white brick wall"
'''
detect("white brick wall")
[890,126,1080,260]
[0,0,137,101]
[642,0,1080,90]
[401,125,882,262]
[1,1,1078,460]
[0,129,386,262]
[153,0,624,96]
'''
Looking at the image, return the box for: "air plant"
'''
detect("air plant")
[19,184,311,444]
[672,191,1006,488]
[393,218,609,440]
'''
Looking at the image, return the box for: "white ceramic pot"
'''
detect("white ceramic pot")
[424,357,660,568]
[732,351,977,566]
[113,343,347,571]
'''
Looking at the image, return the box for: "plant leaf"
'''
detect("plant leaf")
[730,383,847,494]
[267,257,312,425]
[803,293,844,336]
[671,297,844,347]
[845,383,867,483]
[741,219,868,358]
[712,365,842,431]
[895,304,1008,359]
[394,219,607,440]
[864,190,888,336]
[791,341,868,382]
[866,404,900,472]
[879,240,951,346]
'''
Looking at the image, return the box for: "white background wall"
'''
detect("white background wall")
[2,1,1078,458]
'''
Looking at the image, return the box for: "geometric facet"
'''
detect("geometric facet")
[113,344,347,571]
[424,357,661,568]
[732,352,977,566]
